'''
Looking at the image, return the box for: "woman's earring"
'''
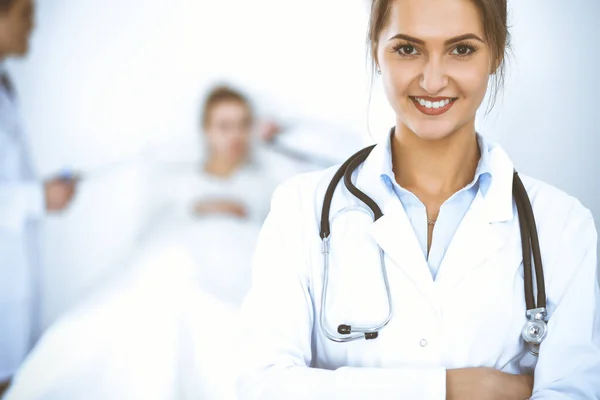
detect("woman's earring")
[377,69,381,75]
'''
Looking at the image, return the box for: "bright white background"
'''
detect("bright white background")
[6,0,600,329]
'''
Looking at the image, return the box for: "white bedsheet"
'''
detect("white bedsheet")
[6,216,261,399]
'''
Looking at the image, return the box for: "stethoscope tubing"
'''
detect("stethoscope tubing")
[318,137,548,348]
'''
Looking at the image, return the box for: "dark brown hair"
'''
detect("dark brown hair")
[367,0,510,110]
[201,85,252,128]
[0,0,17,12]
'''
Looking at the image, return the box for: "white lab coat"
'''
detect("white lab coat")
[237,137,600,399]
[0,70,44,381]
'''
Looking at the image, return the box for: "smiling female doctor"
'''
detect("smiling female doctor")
[237,0,600,399]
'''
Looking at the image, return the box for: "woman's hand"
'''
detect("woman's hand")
[193,199,248,218]
[447,367,534,400]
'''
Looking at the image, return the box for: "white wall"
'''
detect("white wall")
[9,0,372,328]
[7,0,600,328]
[484,0,600,219]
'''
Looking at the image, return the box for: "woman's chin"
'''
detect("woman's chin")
[401,117,468,142]
[409,127,455,142]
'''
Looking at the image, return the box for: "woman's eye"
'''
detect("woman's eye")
[397,45,418,56]
[452,45,474,56]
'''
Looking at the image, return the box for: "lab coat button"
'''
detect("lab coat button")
[420,339,428,347]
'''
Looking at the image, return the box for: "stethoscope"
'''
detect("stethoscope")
[318,141,549,356]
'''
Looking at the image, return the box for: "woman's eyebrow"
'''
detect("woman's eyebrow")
[388,33,485,45]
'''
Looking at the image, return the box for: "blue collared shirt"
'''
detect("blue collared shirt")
[380,133,494,280]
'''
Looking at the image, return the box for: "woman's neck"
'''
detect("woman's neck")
[204,155,245,178]
[391,123,480,199]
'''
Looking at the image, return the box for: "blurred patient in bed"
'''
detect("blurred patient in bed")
[140,84,279,307]
[4,85,282,400]
[4,85,362,400]
[154,85,277,226]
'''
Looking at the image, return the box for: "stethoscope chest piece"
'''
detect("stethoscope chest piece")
[522,307,548,355]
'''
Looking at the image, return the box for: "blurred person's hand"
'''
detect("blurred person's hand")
[193,199,248,218]
[45,178,77,212]
[257,120,282,142]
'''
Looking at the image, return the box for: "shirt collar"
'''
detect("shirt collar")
[354,128,514,223]
[379,130,495,200]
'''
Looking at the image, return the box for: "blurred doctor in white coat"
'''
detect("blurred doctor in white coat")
[237,0,600,399]
[0,0,76,394]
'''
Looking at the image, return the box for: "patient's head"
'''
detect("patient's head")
[201,85,253,164]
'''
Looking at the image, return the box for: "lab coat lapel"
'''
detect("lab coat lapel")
[435,192,510,290]
[352,141,436,305]
[436,145,516,292]
[368,200,435,295]
[346,137,516,311]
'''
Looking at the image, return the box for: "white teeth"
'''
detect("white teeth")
[414,97,452,109]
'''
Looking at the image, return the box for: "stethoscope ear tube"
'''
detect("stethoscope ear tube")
[320,145,376,239]
[513,173,546,309]
[319,146,391,342]
[342,149,383,221]
[513,172,535,311]
[513,172,548,354]
[319,207,392,342]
